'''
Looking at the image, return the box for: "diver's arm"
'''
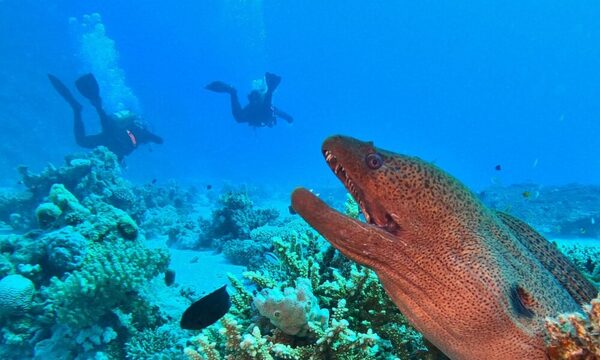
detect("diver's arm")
[273,107,294,123]
[134,127,164,144]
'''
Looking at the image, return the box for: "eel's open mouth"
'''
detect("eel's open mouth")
[323,149,402,235]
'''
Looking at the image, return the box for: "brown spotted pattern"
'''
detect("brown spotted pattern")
[291,135,597,360]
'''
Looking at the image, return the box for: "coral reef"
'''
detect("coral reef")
[0,275,34,317]
[545,294,600,359]
[254,278,329,336]
[201,190,279,248]
[125,324,185,360]
[42,227,87,274]
[480,184,600,238]
[44,238,169,328]
[34,203,62,229]
[185,195,431,359]
[0,148,184,359]
[558,243,600,287]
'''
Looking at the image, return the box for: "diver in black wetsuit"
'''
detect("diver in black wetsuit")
[47,73,163,160]
[205,72,294,128]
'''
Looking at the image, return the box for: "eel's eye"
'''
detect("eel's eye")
[366,153,383,169]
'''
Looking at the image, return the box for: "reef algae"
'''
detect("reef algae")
[291,136,598,360]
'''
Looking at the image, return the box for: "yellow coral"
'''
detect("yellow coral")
[184,347,202,360]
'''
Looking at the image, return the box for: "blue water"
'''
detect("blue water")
[2,1,600,190]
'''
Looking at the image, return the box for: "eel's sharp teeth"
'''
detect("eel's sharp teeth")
[326,153,333,162]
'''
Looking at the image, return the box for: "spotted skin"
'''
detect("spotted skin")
[291,135,597,360]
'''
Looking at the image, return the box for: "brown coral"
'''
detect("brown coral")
[546,295,600,359]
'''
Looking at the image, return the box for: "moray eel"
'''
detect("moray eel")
[291,135,597,360]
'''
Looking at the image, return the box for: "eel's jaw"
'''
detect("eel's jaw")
[323,147,402,236]
[291,187,396,269]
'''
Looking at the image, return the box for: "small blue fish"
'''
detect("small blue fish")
[264,252,280,265]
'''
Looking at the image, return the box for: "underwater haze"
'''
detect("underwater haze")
[1,1,600,359]
[1,1,600,189]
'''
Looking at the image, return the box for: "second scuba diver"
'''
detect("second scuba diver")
[205,72,294,128]
[48,73,163,160]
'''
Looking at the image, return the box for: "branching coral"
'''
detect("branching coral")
[125,324,184,360]
[44,238,169,328]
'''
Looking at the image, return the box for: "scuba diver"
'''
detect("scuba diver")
[47,73,163,160]
[205,72,294,128]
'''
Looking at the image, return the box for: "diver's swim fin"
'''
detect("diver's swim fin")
[205,81,234,94]
[265,72,281,91]
[75,73,101,106]
[48,74,82,111]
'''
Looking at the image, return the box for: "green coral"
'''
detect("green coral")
[49,184,90,217]
[78,201,139,242]
[34,203,62,229]
[125,325,184,360]
[44,238,169,328]
[344,193,360,220]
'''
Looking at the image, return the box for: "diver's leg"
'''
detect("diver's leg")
[73,111,103,148]
[90,103,113,132]
[263,73,281,108]
[48,74,82,111]
[265,72,281,93]
[229,90,245,123]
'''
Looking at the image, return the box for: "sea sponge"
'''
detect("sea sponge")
[0,274,35,317]
[253,278,328,336]
[35,203,62,229]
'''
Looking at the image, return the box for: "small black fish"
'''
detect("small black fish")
[495,165,502,171]
[206,184,212,190]
[288,205,297,215]
[164,269,176,286]
[180,285,230,330]
[151,178,157,185]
